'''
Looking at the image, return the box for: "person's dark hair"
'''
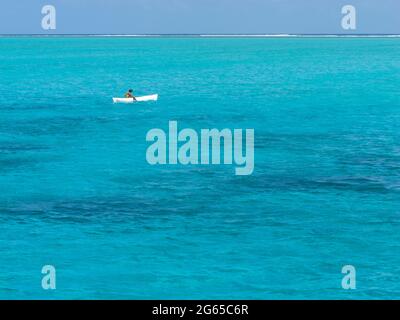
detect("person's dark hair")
[129,89,133,93]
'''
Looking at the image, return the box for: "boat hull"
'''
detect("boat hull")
[112,94,158,103]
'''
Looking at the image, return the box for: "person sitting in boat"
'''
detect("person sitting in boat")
[124,89,136,100]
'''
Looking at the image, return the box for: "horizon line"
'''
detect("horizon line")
[1,33,400,38]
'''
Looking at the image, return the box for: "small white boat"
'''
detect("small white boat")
[112,94,158,103]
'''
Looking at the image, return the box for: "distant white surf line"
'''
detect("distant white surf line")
[200,34,400,38]
[1,34,400,38]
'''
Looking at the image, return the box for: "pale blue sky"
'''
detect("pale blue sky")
[0,0,399,34]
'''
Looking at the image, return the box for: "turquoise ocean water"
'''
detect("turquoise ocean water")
[0,37,399,299]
